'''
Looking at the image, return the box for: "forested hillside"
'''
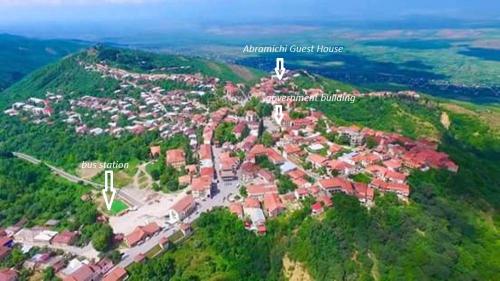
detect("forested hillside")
[0,34,86,91]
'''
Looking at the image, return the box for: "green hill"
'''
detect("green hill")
[92,46,263,83]
[0,45,263,108]
[0,34,87,91]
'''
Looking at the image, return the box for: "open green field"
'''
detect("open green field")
[109,199,128,215]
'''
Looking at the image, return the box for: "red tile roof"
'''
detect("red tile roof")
[283,144,302,155]
[384,170,407,182]
[51,231,78,245]
[311,202,323,213]
[317,194,333,207]
[329,143,343,153]
[200,167,215,178]
[150,146,161,157]
[385,183,410,196]
[287,169,307,179]
[263,193,283,215]
[141,222,161,236]
[64,264,96,281]
[291,177,309,188]
[198,144,212,160]
[125,228,146,247]
[171,194,195,213]
[365,165,387,176]
[244,197,261,208]
[370,178,388,189]
[383,159,402,169]
[307,153,328,165]
[191,176,212,192]
[166,149,185,165]
[0,246,11,259]
[326,160,354,171]
[241,162,258,173]
[247,184,278,197]
[103,267,128,281]
[267,148,285,164]
[318,177,353,193]
[0,236,12,247]
[233,122,247,134]
[229,203,243,217]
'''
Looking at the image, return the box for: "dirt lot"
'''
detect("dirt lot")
[76,161,104,179]
[282,254,313,281]
[108,187,181,234]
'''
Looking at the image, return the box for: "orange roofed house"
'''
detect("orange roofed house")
[124,222,161,247]
[168,194,196,223]
[102,267,128,281]
[263,193,284,217]
[191,176,212,199]
[317,177,353,195]
[150,146,161,158]
[166,149,186,169]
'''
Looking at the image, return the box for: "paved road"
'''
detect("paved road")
[13,152,143,207]
[117,227,175,268]
[15,148,239,269]
[116,144,240,268]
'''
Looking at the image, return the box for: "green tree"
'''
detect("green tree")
[260,132,274,147]
[42,267,60,281]
[365,135,378,149]
[92,224,114,252]
[215,122,237,144]
[239,185,248,197]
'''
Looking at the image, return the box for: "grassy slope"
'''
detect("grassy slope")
[93,46,264,84]
[0,34,87,91]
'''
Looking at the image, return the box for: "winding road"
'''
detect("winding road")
[13,152,143,207]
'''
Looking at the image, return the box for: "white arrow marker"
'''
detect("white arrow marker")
[102,170,116,211]
[274,58,286,80]
[273,104,284,125]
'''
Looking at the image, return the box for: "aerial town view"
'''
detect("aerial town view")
[0,1,499,281]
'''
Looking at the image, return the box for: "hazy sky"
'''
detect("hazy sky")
[0,0,498,38]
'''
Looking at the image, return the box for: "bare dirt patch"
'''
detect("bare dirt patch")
[282,254,313,281]
[229,64,256,81]
[442,103,478,116]
[368,251,381,281]
[442,103,500,131]
[440,112,451,129]
[76,161,104,180]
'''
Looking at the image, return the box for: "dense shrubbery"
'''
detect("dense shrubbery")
[0,117,155,170]
[0,159,99,233]
[129,209,280,281]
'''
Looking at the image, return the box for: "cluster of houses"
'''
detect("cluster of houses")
[4,61,222,142]
[141,71,459,235]
[3,96,56,124]
[58,257,127,281]
[0,223,129,281]
[195,75,456,233]
[0,58,461,279]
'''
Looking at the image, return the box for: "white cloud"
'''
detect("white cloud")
[0,0,162,6]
